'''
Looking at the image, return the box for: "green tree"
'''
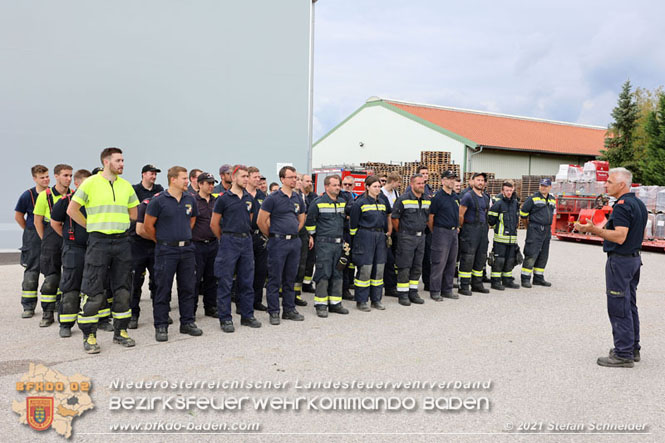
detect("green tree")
[600,80,639,171]
[640,93,665,185]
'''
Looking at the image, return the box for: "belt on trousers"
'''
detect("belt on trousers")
[90,231,128,239]
[317,236,343,243]
[399,228,424,236]
[359,227,384,232]
[223,232,250,238]
[436,225,458,230]
[269,233,298,240]
[608,251,640,257]
[253,229,262,236]
[194,238,216,244]
[158,240,191,247]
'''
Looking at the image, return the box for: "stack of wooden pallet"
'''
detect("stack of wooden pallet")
[361,150,460,191]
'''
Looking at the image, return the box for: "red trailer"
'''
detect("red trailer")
[312,166,369,198]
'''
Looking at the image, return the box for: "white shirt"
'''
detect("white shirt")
[381,186,398,207]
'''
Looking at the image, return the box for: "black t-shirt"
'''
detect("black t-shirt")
[133,182,164,202]
[430,189,460,228]
[603,192,648,254]
[50,194,88,247]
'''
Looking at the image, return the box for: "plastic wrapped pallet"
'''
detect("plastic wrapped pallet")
[655,214,665,239]
[644,214,655,240]
[657,188,665,213]
[637,186,659,213]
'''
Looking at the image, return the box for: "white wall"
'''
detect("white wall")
[313,105,466,168]
[471,149,589,178]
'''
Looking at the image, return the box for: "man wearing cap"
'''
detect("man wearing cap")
[134,164,164,202]
[458,172,491,295]
[213,164,232,195]
[192,172,219,318]
[143,166,202,342]
[257,165,306,325]
[520,178,556,288]
[487,180,521,290]
[428,170,460,301]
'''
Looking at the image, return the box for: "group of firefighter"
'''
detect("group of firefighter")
[14,150,556,355]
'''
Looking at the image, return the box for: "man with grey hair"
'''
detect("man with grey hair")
[575,167,647,368]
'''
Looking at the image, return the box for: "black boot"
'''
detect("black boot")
[39,311,54,327]
[502,278,520,289]
[458,284,472,296]
[521,275,532,288]
[490,278,505,291]
[533,275,552,287]
[471,276,489,294]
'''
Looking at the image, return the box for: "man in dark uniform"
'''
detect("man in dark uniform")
[520,178,556,288]
[15,164,49,318]
[428,170,460,301]
[576,168,647,368]
[68,148,139,353]
[340,175,356,300]
[143,166,202,342]
[381,172,401,297]
[295,173,317,303]
[133,164,164,202]
[210,165,262,332]
[50,169,92,337]
[188,168,202,194]
[33,164,72,327]
[458,172,491,296]
[305,174,349,318]
[129,193,159,329]
[213,164,232,195]
[391,173,431,306]
[405,166,434,291]
[247,167,268,311]
[487,181,521,290]
[192,172,219,318]
[257,165,306,325]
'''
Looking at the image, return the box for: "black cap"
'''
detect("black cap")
[92,167,102,175]
[471,172,487,180]
[142,164,161,173]
[540,178,552,186]
[197,172,218,183]
[442,170,457,179]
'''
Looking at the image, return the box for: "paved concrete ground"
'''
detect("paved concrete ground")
[1,232,663,442]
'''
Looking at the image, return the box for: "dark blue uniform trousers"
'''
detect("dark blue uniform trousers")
[352,229,386,303]
[605,254,641,359]
[252,232,268,305]
[266,237,301,314]
[194,240,218,312]
[130,240,155,317]
[383,233,398,292]
[153,244,196,328]
[20,226,41,310]
[215,235,254,322]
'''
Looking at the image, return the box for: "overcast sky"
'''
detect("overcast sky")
[312,0,665,139]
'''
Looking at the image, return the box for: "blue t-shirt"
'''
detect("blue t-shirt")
[146,191,199,243]
[260,189,305,235]
[15,187,39,229]
[430,189,460,228]
[213,189,254,234]
[460,191,489,224]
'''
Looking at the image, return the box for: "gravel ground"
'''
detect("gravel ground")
[1,232,663,442]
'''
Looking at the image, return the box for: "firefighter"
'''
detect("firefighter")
[15,165,49,318]
[458,172,491,295]
[188,168,202,194]
[213,164,232,195]
[133,164,164,201]
[428,170,460,301]
[305,174,349,318]
[381,172,401,297]
[391,173,431,306]
[191,172,219,317]
[143,166,203,342]
[340,175,356,300]
[130,193,159,329]
[33,164,72,327]
[247,167,268,311]
[349,175,392,311]
[67,148,138,353]
[487,180,521,291]
[211,165,262,332]
[294,173,317,303]
[520,178,556,288]
[50,169,92,337]
[257,165,306,325]
[575,168,647,368]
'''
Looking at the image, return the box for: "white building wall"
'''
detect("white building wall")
[313,105,466,169]
[471,149,590,178]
